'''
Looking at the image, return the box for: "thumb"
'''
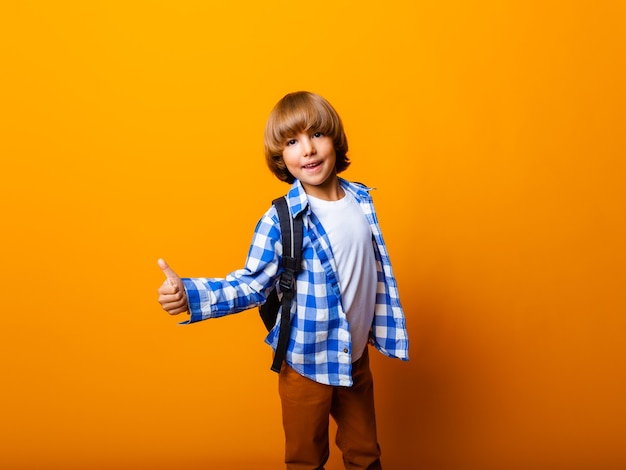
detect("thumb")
[157,258,180,285]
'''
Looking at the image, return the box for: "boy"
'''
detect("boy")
[157,91,409,470]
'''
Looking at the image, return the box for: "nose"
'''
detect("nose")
[302,136,316,157]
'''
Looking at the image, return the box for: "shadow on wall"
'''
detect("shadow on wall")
[372,283,509,470]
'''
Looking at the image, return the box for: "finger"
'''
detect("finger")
[157,281,179,296]
[166,305,187,315]
[158,258,180,285]
[161,300,187,315]
[158,288,186,309]
[159,294,188,315]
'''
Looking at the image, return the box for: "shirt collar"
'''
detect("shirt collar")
[285,178,373,218]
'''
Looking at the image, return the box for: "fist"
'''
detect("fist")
[157,258,188,315]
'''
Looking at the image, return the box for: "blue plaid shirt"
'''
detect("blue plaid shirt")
[182,178,409,386]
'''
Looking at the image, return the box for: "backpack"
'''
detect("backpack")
[259,196,303,373]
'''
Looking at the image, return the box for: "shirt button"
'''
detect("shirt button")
[343,348,349,353]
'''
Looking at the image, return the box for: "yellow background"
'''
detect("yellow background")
[1,1,625,469]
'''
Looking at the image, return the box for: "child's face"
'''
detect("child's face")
[282,131,338,198]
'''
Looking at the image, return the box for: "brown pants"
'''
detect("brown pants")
[278,348,382,470]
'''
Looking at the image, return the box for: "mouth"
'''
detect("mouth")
[303,161,322,170]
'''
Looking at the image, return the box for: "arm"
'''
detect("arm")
[156,209,283,321]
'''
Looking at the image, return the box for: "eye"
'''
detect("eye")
[286,138,297,146]
[312,132,324,138]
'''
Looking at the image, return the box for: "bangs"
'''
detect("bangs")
[265,92,341,153]
[272,99,338,143]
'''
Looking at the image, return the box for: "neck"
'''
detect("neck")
[301,176,344,201]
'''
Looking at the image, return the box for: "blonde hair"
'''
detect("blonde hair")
[264,91,350,183]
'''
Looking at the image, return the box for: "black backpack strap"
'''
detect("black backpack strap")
[271,196,303,373]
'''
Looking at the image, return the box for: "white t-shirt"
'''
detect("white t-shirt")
[307,191,377,362]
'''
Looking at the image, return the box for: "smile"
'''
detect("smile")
[303,161,321,169]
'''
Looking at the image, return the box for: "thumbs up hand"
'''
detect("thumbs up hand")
[157,258,189,315]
